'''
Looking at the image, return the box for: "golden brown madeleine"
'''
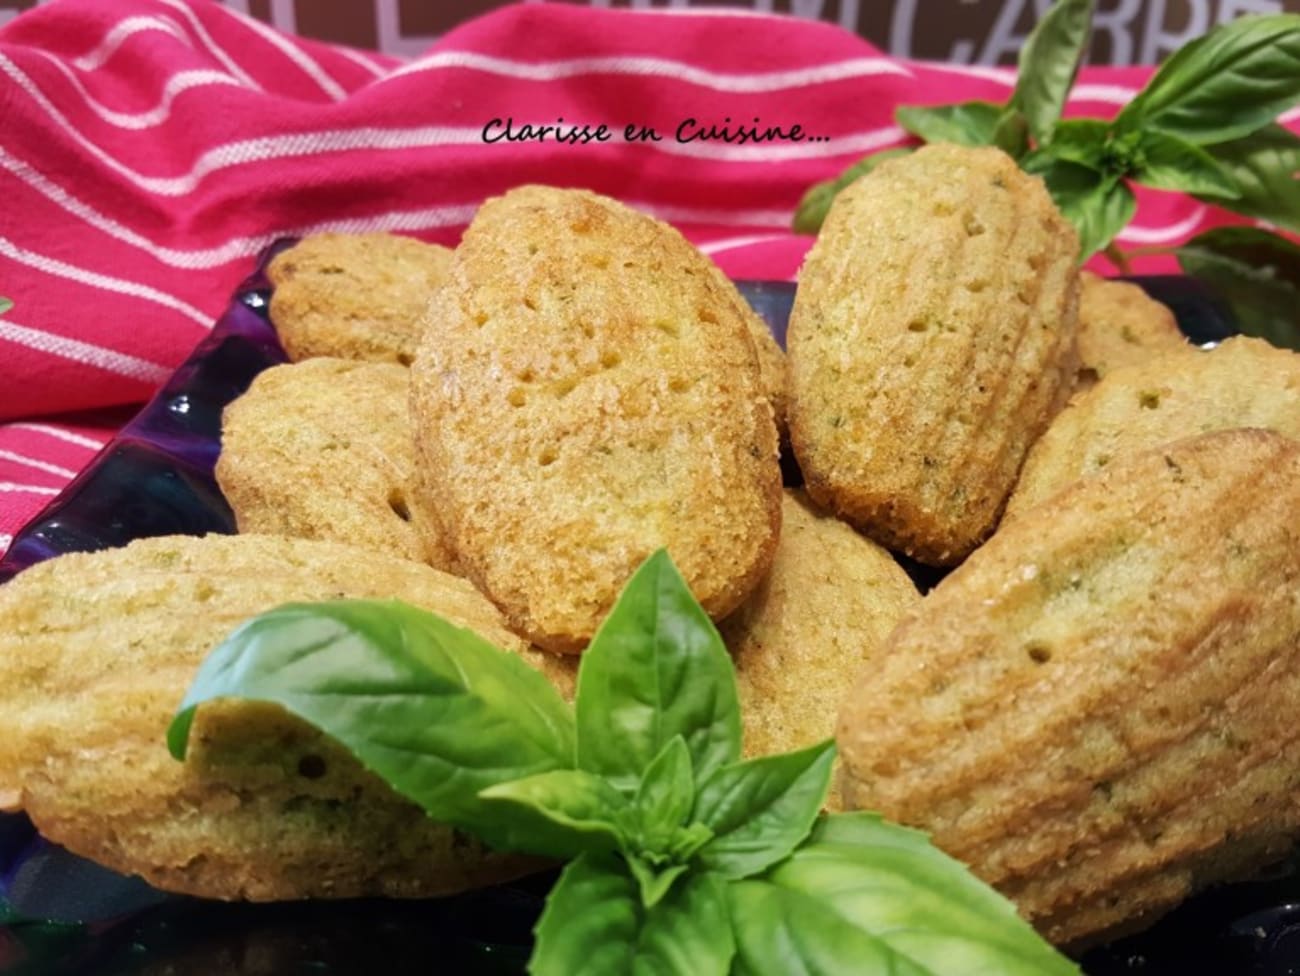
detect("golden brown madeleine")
[0,534,575,900]
[721,491,919,809]
[267,232,451,364]
[1006,336,1300,521]
[409,186,782,653]
[216,358,456,570]
[788,143,1080,566]
[1076,271,1189,386]
[838,429,1300,945]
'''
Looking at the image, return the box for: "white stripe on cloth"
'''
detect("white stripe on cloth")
[5,423,106,450]
[0,482,60,496]
[0,319,173,385]
[0,237,212,326]
[1116,206,1208,244]
[699,234,790,254]
[0,449,77,479]
[72,15,191,71]
[31,53,245,129]
[334,45,400,79]
[386,51,912,90]
[152,0,262,91]
[0,533,11,550]
[213,1,347,100]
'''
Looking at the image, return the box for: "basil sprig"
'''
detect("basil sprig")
[795,1,1300,350]
[170,551,1076,975]
[0,297,12,316]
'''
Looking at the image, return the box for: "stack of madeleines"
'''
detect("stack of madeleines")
[1,143,1298,948]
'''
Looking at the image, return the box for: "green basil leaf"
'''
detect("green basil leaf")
[531,853,640,976]
[631,871,733,976]
[1041,119,1111,171]
[1176,227,1300,350]
[168,600,575,850]
[531,855,733,976]
[1115,14,1300,145]
[1012,0,1094,144]
[479,769,627,859]
[574,550,741,794]
[729,880,931,976]
[992,108,1030,160]
[0,297,12,316]
[1198,124,1300,234]
[1034,158,1135,260]
[694,740,835,880]
[792,148,911,234]
[754,813,1079,975]
[627,854,689,909]
[896,101,1003,147]
[1133,130,1240,197]
[631,735,695,847]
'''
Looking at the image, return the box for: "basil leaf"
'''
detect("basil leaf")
[168,600,575,850]
[1012,0,1093,144]
[730,880,931,976]
[896,101,1003,147]
[1133,130,1240,197]
[1176,227,1300,350]
[992,108,1030,160]
[1115,14,1300,145]
[1041,119,1111,171]
[574,550,741,794]
[627,855,689,909]
[1198,124,1300,233]
[755,813,1079,975]
[479,770,627,859]
[0,297,11,316]
[792,148,911,234]
[531,855,733,976]
[1034,158,1135,260]
[531,853,640,976]
[631,735,695,847]
[694,740,835,880]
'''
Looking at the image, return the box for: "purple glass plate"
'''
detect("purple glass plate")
[0,257,1295,975]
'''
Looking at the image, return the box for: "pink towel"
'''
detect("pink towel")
[0,0,1248,557]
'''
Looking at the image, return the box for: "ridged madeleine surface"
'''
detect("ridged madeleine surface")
[1006,336,1300,521]
[788,144,1079,565]
[410,186,781,652]
[721,491,919,808]
[0,534,574,901]
[838,429,1300,945]
[1076,271,1188,386]
[268,232,451,365]
[216,358,454,570]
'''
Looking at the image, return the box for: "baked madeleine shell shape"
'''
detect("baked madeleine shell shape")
[1076,271,1189,385]
[721,490,920,809]
[788,143,1080,565]
[410,186,782,653]
[838,429,1300,945]
[267,232,452,365]
[216,358,455,570]
[1006,335,1300,521]
[0,534,573,900]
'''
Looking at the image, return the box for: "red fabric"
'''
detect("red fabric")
[0,0,1260,557]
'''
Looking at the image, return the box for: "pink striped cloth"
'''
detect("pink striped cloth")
[0,0,1246,558]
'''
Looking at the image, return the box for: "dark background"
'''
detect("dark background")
[2,0,1298,64]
